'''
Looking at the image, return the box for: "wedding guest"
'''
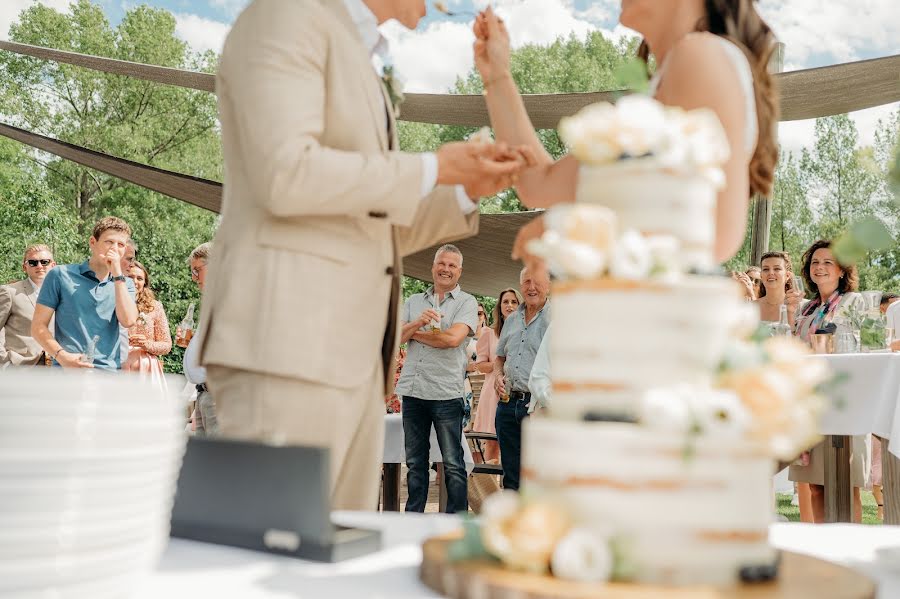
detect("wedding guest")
[731,271,757,301]
[887,297,900,352]
[184,242,216,435]
[119,239,138,367]
[494,265,551,490]
[32,217,137,370]
[790,239,865,523]
[122,261,171,387]
[463,303,489,430]
[472,288,522,463]
[753,251,802,326]
[746,265,763,298]
[880,293,899,314]
[384,347,406,414]
[396,244,478,513]
[0,244,56,366]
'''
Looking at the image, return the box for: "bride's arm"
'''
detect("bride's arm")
[654,33,753,263]
[475,10,577,208]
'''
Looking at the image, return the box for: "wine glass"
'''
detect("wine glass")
[792,275,805,298]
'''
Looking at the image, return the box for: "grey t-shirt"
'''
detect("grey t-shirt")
[395,285,478,400]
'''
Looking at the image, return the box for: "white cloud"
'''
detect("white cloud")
[0,0,69,39]
[174,13,230,55]
[383,0,600,93]
[758,0,900,66]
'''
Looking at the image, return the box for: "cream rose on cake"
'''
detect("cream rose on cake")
[559,95,730,187]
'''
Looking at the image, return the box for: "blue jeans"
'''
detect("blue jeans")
[495,396,530,491]
[402,396,468,513]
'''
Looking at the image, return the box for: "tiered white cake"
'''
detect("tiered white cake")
[494,96,827,586]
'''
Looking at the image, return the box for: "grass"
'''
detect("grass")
[775,492,882,525]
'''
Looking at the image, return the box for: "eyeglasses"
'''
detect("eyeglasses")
[26,259,51,267]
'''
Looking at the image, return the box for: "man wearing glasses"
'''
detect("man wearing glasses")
[0,244,57,366]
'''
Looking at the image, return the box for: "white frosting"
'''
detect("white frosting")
[548,276,745,419]
[576,163,717,272]
[523,419,775,585]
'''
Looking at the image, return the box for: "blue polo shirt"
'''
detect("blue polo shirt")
[37,261,136,370]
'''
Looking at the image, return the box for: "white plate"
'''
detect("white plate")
[0,536,165,591]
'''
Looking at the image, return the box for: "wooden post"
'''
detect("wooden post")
[749,42,785,266]
[382,463,401,511]
[824,435,853,522]
[883,437,900,525]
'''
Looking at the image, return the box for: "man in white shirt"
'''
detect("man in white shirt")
[527,323,552,414]
[184,243,215,435]
[886,299,900,352]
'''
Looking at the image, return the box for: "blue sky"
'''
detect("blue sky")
[2,0,897,152]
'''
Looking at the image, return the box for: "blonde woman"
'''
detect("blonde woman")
[123,261,172,388]
[471,288,522,462]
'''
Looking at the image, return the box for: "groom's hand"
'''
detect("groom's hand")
[436,141,532,199]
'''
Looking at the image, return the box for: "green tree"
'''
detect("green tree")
[0,0,219,371]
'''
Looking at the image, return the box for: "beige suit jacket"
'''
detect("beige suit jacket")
[199,0,479,393]
[0,279,44,366]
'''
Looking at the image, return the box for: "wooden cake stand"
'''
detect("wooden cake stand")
[420,535,875,599]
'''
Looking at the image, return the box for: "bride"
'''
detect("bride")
[472,0,779,265]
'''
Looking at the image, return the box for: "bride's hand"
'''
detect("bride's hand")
[473,8,511,87]
[512,214,547,274]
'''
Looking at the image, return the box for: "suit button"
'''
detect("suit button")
[385,266,395,275]
[368,211,387,218]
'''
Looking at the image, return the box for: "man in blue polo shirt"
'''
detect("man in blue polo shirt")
[32,216,138,370]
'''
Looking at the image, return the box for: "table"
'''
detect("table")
[137,512,900,599]
[816,354,900,523]
[382,414,475,512]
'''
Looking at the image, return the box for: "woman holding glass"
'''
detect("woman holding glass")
[753,251,803,326]
[123,261,172,388]
[463,303,490,430]
[789,239,865,523]
[471,288,522,463]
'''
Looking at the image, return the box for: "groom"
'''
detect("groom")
[199,0,528,510]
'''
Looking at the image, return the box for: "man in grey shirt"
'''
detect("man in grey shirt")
[494,264,551,490]
[396,244,478,513]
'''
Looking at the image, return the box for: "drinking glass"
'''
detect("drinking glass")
[792,275,805,298]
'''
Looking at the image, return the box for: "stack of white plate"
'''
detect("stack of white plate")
[0,370,187,598]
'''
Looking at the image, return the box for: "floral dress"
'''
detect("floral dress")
[123,300,172,389]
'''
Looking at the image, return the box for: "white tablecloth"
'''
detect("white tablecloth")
[818,354,900,458]
[138,512,900,599]
[382,413,475,475]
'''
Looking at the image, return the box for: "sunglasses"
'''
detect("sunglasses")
[26,259,51,267]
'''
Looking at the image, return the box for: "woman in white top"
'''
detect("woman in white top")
[472,0,779,265]
[753,251,804,326]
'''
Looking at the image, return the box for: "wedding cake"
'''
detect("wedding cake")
[475,96,828,587]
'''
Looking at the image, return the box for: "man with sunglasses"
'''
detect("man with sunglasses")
[0,245,57,366]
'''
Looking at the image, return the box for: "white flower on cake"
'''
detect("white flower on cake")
[480,491,572,574]
[639,386,694,434]
[559,95,730,187]
[551,528,613,584]
[691,389,751,438]
[528,205,682,281]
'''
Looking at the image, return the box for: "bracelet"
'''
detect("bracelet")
[53,348,64,360]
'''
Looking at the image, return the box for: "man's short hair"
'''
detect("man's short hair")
[433,244,462,266]
[190,242,212,263]
[23,244,52,261]
[91,216,132,241]
[126,238,138,252]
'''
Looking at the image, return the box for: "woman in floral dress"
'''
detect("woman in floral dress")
[123,261,172,388]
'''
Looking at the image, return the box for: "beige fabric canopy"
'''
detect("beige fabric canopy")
[0,40,898,294]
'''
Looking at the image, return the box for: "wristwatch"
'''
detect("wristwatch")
[112,275,127,282]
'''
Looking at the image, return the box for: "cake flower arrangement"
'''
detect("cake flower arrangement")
[558,94,731,187]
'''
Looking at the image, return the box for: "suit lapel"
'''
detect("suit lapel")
[321,0,390,151]
[22,279,36,307]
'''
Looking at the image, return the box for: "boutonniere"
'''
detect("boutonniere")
[381,64,405,119]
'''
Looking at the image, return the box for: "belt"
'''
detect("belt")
[509,391,531,402]
[196,383,208,393]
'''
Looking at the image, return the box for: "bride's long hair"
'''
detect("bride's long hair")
[638,0,779,198]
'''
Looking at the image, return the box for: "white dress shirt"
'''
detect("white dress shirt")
[887,301,900,347]
[340,0,475,214]
[182,325,207,385]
